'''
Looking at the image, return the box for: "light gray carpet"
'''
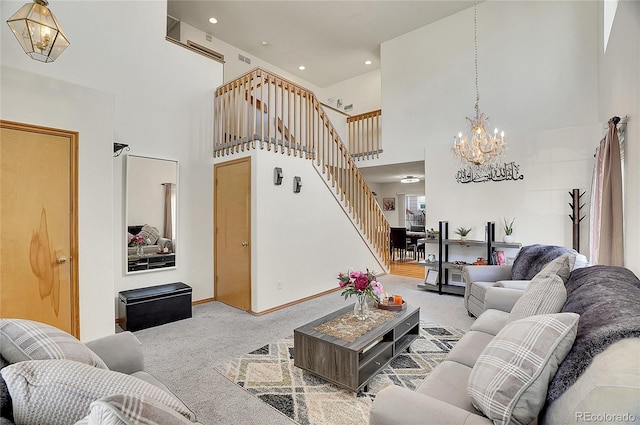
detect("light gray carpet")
[215,323,465,425]
[133,274,474,425]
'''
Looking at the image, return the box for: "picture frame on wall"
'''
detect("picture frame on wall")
[425,269,439,286]
[383,198,395,211]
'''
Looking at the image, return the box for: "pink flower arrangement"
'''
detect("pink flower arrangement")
[337,269,384,303]
[129,235,145,247]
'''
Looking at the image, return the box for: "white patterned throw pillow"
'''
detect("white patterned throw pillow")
[0,318,107,369]
[137,224,160,245]
[467,313,579,425]
[509,254,572,322]
[74,394,195,425]
[1,359,196,425]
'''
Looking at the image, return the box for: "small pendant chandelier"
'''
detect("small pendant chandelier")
[6,0,70,63]
[452,0,505,167]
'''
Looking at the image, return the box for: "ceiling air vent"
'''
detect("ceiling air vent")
[238,54,251,64]
[186,40,224,62]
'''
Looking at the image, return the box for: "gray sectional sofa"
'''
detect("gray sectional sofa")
[0,320,199,425]
[370,257,640,425]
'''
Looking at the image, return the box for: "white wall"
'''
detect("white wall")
[214,150,383,313]
[1,0,223,340]
[379,1,601,255]
[597,0,640,275]
[318,69,382,116]
[1,66,115,342]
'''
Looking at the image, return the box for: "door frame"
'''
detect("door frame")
[213,156,252,312]
[1,120,79,337]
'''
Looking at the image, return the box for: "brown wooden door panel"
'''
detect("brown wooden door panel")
[0,121,78,336]
[214,157,251,311]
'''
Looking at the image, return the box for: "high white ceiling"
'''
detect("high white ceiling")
[358,161,424,184]
[167,1,474,88]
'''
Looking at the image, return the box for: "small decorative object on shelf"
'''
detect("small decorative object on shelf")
[503,217,515,243]
[337,269,384,321]
[427,228,440,239]
[454,227,472,241]
[425,269,438,286]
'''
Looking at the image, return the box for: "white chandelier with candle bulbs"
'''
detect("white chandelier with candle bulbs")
[452,0,505,167]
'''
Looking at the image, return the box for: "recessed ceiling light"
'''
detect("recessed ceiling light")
[365,60,372,65]
[298,65,305,70]
[208,17,218,24]
[261,41,269,46]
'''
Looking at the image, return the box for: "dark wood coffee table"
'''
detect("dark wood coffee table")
[294,303,420,392]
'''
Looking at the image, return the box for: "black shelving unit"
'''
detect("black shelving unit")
[487,221,522,264]
[418,221,521,295]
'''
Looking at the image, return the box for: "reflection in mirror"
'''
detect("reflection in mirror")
[126,155,178,274]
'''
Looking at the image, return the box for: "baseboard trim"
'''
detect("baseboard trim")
[115,290,339,323]
[193,298,214,306]
[250,287,342,316]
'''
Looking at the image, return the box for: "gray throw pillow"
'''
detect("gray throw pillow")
[0,319,107,369]
[509,254,572,322]
[75,394,195,425]
[1,359,196,425]
[467,313,579,425]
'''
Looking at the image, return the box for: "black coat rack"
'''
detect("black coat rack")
[569,188,585,251]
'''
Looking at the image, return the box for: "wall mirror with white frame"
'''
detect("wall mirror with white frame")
[125,155,178,274]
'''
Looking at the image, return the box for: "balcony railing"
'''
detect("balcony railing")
[347,109,382,160]
[214,68,390,269]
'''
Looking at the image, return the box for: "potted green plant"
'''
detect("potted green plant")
[503,218,515,243]
[454,227,472,241]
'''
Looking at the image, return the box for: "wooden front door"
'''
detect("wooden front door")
[214,157,251,311]
[0,121,79,337]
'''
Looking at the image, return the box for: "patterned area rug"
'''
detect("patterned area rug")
[214,323,465,425]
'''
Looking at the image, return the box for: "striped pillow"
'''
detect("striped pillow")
[1,359,196,425]
[0,319,107,369]
[138,225,160,245]
[75,394,195,425]
[509,254,572,321]
[467,313,579,425]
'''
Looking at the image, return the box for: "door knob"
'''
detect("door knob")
[57,256,67,264]
[241,242,248,247]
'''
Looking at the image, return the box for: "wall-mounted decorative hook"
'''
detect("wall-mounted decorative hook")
[274,167,283,185]
[113,143,130,157]
[293,176,302,193]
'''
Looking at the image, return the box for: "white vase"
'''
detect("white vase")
[503,235,515,244]
[353,293,370,321]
